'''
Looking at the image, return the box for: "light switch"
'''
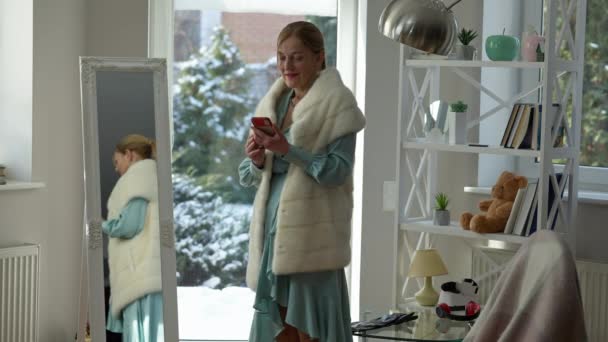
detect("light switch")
[383,181,396,211]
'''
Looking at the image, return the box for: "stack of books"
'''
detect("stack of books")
[504,173,566,236]
[500,103,564,150]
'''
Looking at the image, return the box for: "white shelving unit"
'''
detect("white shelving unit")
[391,0,587,309]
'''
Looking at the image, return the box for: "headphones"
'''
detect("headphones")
[435,301,481,321]
[435,278,481,321]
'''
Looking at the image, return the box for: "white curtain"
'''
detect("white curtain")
[175,0,337,16]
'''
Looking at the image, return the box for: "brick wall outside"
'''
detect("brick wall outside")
[222,13,305,64]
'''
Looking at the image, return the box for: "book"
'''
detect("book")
[519,105,538,150]
[512,104,532,149]
[507,103,564,151]
[522,187,538,236]
[531,103,540,150]
[527,173,566,235]
[504,187,526,234]
[513,179,538,236]
[501,104,521,147]
[535,104,563,149]
[506,104,526,148]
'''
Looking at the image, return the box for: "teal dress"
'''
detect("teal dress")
[239,90,354,342]
[102,198,164,342]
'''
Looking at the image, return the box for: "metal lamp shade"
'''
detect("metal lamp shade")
[378,0,458,56]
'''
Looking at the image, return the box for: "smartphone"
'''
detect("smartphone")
[251,117,275,136]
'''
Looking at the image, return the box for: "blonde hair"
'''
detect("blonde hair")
[277,21,326,69]
[115,134,156,160]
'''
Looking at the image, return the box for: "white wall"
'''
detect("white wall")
[0,0,147,340]
[86,0,148,57]
[355,0,400,318]
[0,0,33,181]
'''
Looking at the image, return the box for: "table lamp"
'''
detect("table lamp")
[408,249,448,306]
[378,0,465,56]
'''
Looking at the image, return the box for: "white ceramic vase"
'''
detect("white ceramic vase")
[448,111,467,144]
[452,45,477,60]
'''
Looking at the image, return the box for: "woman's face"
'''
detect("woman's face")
[113,150,136,176]
[277,35,324,93]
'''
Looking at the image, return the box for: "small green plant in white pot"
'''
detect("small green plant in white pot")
[453,28,478,60]
[448,101,468,144]
[433,192,450,226]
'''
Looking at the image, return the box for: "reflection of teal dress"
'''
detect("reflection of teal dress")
[239,90,354,342]
[102,198,164,342]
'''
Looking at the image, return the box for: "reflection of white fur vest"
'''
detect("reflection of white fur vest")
[107,159,161,316]
[247,68,366,290]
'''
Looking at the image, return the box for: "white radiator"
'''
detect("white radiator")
[472,249,608,342]
[0,244,39,342]
[577,260,608,342]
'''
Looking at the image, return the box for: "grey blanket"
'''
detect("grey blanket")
[464,230,587,342]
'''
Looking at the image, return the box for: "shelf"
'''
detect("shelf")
[402,139,541,157]
[464,186,608,206]
[400,220,528,244]
[405,59,544,69]
[0,180,46,191]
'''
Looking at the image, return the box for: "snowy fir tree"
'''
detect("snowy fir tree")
[172,27,258,287]
[173,26,256,204]
[173,174,250,287]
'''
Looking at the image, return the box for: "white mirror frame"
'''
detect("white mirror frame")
[79,57,179,341]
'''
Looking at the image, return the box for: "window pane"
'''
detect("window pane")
[172,7,337,340]
[580,0,608,167]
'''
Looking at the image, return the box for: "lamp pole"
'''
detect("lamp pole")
[446,0,464,10]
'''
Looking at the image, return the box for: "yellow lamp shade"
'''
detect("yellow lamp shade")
[408,249,448,278]
[407,249,448,306]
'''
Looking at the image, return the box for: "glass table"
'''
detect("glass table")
[352,308,471,342]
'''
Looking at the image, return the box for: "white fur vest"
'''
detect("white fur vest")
[246,68,366,290]
[107,159,162,316]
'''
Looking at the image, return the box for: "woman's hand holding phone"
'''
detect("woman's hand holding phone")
[251,117,275,136]
[251,118,289,156]
[246,133,266,167]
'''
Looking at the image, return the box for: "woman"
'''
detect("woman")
[103,134,164,341]
[239,21,366,342]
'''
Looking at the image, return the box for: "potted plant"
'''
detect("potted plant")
[453,28,478,60]
[433,192,450,226]
[448,101,468,144]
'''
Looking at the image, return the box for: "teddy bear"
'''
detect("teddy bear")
[460,171,528,233]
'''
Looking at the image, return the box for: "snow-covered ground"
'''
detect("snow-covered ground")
[178,286,255,340]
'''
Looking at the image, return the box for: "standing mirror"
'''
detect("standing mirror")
[79,57,178,341]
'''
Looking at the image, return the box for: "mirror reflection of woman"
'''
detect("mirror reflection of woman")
[239,22,366,342]
[103,134,164,341]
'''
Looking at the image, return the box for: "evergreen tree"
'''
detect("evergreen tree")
[173,174,249,287]
[173,27,255,203]
[306,16,337,67]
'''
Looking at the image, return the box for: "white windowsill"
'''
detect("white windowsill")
[0,180,46,191]
[463,186,608,205]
